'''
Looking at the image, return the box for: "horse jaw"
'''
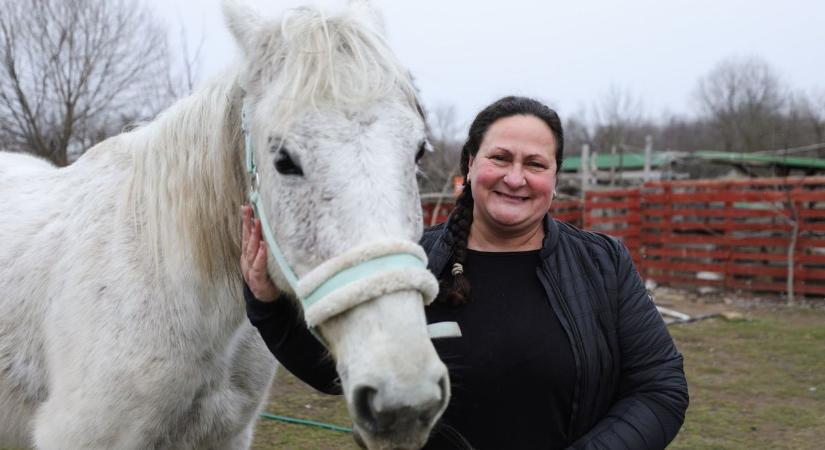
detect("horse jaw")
[320,291,449,450]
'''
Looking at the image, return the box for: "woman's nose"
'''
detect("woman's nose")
[503,165,526,188]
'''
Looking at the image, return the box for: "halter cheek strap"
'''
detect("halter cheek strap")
[243,105,301,292]
[241,103,461,343]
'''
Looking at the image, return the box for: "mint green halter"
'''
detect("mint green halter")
[241,104,460,343]
[242,106,426,311]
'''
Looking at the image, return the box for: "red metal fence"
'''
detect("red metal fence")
[584,188,643,268]
[422,176,825,298]
[639,177,825,296]
[422,201,453,226]
[549,198,583,227]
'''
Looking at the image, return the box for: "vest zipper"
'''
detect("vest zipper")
[539,262,587,441]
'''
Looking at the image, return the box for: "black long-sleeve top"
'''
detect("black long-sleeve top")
[244,284,341,394]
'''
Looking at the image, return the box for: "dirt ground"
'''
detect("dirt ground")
[650,284,812,318]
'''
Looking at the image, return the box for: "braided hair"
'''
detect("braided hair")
[436,96,564,306]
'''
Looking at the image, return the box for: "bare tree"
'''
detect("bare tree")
[164,21,204,100]
[790,90,825,151]
[589,85,651,185]
[0,0,175,166]
[418,104,464,194]
[656,115,717,151]
[591,84,646,151]
[563,114,591,157]
[694,56,788,152]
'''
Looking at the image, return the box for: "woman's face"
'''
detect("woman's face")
[467,114,557,236]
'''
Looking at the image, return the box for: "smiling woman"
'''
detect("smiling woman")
[244,96,689,450]
[465,114,558,250]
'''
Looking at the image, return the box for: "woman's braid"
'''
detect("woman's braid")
[436,185,474,306]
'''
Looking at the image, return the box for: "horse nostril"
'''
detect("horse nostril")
[438,374,449,404]
[353,385,381,433]
[353,378,448,435]
[353,384,403,434]
[419,374,449,426]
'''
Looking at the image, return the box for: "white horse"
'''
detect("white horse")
[0,1,449,449]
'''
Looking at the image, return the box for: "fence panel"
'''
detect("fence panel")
[584,188,642,267]
[422,200,453,226]
[551,198,583,228]
[641,177,825,297]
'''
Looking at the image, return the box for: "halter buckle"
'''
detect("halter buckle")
[251,171,260,194]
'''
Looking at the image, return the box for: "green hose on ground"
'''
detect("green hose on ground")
[259,412,353,433]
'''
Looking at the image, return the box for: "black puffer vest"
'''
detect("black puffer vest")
[420,215,688,449]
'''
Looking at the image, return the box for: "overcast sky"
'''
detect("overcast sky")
[146,0,825,133]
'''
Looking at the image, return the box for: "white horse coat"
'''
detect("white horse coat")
[0,2,448,449]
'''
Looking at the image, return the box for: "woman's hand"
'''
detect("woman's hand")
[241,204,280,302]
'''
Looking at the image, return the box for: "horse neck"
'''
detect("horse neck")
[127,72,247,293]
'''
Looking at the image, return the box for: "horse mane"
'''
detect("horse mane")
[122,6,418,290]
[125,74,246,289]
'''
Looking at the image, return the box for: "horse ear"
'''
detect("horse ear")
[347,0,387,36]
[222,0,263,56]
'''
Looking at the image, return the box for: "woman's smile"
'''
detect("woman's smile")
[493,190,530,202]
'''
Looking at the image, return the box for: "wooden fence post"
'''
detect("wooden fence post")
[643,136,652,182]
[722,181,733,291]
[581,144,590,194]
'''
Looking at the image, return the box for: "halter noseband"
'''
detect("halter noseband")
[241,104,460,343]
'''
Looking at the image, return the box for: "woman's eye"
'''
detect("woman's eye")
[274,150,303,176]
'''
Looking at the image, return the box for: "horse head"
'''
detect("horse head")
[223,1,448,448]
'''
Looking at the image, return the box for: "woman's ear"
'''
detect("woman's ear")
[466,155,477,182]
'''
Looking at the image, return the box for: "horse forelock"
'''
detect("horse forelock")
[247,6,420,132]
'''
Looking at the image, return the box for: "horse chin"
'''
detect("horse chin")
[320,290,449,450]
[352,426,430,450]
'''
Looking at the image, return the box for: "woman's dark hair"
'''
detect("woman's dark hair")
[437,96,564,306]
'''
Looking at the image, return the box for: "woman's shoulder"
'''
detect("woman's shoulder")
[420,221,449,247]
[419,222,452,275]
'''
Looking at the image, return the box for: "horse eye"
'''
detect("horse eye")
[415,141,429,163]
[274,150,303,176]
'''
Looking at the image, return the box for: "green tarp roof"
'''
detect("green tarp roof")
[691,151,825,170]
[560,150,825,172]
[561,152,674,172]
